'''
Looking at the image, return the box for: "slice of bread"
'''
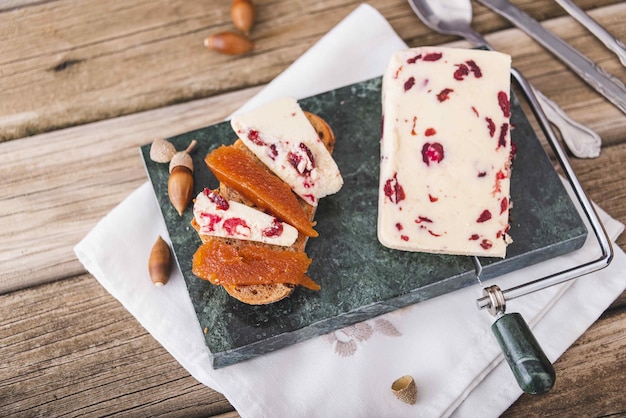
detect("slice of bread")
[193,112,335,305]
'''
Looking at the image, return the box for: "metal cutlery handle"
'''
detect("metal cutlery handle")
[476,0,626,114]
[532,89,601,158]
[554,0,626,67]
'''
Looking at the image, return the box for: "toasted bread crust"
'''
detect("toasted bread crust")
[194,112,335,305]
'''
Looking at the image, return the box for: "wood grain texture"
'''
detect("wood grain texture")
[0,0,624,142]
[0,274,235,417]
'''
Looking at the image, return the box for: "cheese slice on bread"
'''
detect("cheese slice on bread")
[230,97,343,207]
[193,188,299,247]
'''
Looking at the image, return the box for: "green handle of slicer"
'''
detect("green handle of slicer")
[491,312,556,395]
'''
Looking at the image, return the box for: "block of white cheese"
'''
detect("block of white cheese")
[378,46,513,257]
[230,97,343,206]
[193,188,298,247]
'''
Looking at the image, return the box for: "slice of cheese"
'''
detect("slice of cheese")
[230,97,343,206]
[378,46,513,257]
[193,189,298,247]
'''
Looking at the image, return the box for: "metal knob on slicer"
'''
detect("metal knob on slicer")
[484,285,556,395]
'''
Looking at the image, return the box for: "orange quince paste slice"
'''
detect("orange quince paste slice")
[206,144,318,237]
[192,240,320,290]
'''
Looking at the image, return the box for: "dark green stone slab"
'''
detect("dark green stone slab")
[140,76,587,368]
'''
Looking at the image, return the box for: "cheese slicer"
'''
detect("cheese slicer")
[469,67,614,395]
[472,256,555,395]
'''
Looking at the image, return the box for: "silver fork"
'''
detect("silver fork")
[407,0,601,158]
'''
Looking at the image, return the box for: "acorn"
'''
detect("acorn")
[167,140,197,216]
[148,236,172,286]
[204,31,253,55]
[231,0,255,35]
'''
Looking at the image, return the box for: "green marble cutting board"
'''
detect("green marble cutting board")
[140,77,587,368]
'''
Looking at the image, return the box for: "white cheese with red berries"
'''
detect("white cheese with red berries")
[193,189,298,246]
[230,97,343,206]
[378,46,513,257]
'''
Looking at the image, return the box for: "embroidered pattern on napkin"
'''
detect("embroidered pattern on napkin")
[322,318,402,357]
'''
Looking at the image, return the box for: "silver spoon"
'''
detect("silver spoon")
[407,0,601,159]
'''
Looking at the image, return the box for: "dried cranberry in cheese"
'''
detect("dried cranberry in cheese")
[193,189,298,247]
[378,46,513,257]
[230,97,343,206]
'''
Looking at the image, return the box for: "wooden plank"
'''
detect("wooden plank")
[0,272,622,416]
[568,141,626,251]
[0,273,236,416]
[0,1,44,12]
[1,0,624,142]
[0,0,369,141]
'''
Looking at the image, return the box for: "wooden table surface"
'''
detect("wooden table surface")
[1,0,625,416]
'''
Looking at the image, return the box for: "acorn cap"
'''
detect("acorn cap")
[150,138,176,163]
[169,151,194,173]
[391,375,417,405]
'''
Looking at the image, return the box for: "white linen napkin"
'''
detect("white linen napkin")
[75,4,626,417]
